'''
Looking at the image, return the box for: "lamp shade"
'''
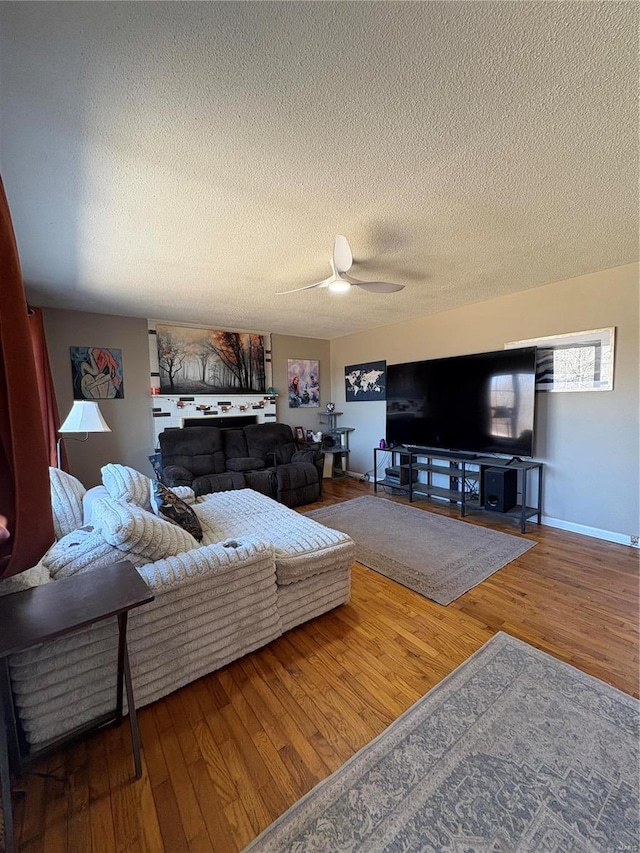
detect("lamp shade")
[59,401,111,434]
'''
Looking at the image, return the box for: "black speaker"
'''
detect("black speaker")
[484,467,517,513]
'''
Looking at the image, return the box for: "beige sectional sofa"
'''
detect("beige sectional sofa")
[9,465,353,748]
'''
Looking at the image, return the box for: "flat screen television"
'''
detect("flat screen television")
[386,347,537,458]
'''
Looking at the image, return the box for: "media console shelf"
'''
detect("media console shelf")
[373,447,543,533]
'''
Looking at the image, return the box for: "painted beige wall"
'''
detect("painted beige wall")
[43,315,331,485]
[44,309,154,487]
[43,263,638,539]
[271,334,331,435]
[330,263,639,540]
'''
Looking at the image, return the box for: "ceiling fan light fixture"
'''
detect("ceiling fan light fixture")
[328,278,351,293]
[276,236,404,295]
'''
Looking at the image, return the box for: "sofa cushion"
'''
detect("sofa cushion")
[159,426,227,476]
[193,489,354,584]
[43,526,126,579]
[275,441,298,464]
[49,467,86,539]
[102,463,153,511]
[192,471,246,497]
[150,481,203,541]
[82,485,110,525]
[274,462,322,508]
[221,428,250,460]
[0,558,51,596]
[226,456,266,473]
[243,423,298,464]
[91,497,198,561]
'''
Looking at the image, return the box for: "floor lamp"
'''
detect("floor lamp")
[57,401,111,469]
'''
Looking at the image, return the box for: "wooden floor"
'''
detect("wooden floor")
[10,478,639,852]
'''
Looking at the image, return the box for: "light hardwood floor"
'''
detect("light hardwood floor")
[12,478,639,852]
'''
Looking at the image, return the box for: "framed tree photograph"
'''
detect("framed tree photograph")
[155,324,267,394]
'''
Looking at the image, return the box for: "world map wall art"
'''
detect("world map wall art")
[345,360,386,402]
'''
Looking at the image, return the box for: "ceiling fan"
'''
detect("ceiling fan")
[277,235,405,295]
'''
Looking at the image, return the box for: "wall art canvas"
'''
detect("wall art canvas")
[70,346,124,399]
[288,359,320,408]
[505,328,615,392]
[345,360,386,402]
[156,324,267,394]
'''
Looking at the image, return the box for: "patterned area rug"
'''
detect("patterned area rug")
[244,633,640,852]
[306,496,534,605]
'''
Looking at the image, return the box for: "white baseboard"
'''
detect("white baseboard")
[349,468,638,549]
[541,516,639,548]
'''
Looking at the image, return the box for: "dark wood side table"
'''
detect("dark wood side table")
[0,561,153,853]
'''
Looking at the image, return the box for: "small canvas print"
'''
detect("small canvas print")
[288,359,320,408]
[70,346,124,399]
[345,360,386,402]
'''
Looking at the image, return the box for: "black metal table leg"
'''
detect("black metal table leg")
[537,464,543,525]
[521,468,528,534]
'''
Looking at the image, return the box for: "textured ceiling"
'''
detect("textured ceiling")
[0,2,637,340]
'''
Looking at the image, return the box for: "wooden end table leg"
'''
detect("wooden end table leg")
[0,660,15,853]
[117,613,142,779]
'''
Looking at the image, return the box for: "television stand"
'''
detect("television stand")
[403,446,477,460]
[373,447,543,533]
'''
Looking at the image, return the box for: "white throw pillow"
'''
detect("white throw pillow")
[101,464,153,510]
[82,485,110,526]
[43,526,125,580]
[91,497,198,562]
[49,467,86,539]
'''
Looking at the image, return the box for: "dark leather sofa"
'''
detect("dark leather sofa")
[159,423,323,508]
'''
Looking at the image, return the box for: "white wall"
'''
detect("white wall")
[329,263,639,542]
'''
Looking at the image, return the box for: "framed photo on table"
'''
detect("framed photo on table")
[295,426,305,442]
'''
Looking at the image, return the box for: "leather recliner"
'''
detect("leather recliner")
[159,426,246,497]
[159,423,323,507]
[243,423,323,507]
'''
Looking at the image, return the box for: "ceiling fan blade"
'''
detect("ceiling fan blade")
[276,277,332,295]
[343,275,405,293]
[333,235,353,274]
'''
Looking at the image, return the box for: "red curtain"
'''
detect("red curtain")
[0,175,54,579]
[28,306,63,468]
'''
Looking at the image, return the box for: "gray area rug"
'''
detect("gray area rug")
[244,632,640,853]
[306,496,534,605]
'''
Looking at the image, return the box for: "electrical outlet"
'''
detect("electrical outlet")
[630,535,639,547]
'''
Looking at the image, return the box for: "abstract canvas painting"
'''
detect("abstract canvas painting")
[70,346,124,399]
[288,359,320,408]
[345,360,386,401]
